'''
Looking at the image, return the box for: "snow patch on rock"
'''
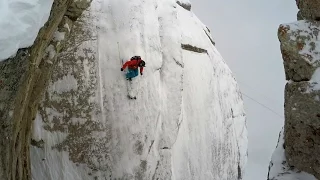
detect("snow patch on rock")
[282,20,320,65]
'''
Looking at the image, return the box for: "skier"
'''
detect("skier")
[121,56,146,81]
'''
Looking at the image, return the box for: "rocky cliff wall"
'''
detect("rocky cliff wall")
[0,0,91,179]
[267,1,320,179]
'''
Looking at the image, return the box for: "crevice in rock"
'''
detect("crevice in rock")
[236,139,242,180]
[161,147,170,150]
[288,78,310,83]
[176,1,191,11]
[203,29,215,46]
[181,44,208,54]
[177,117,182,131]
[170,68,185,150]
[30,139,44,149]
[231,108,235,118]
[151,161,160,180]
[237,163,242,180]
[206,26,210,33]
[148,140,154,154]
[173,58,184,68]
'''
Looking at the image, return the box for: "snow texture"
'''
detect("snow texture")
[0,0,53,61]
[268,128,317,180]
[31,0,248,179]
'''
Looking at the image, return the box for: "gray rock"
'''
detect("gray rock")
[181,44,208,54]
[273,19,320,179]
[277,21,320,81]
[296,0,320,21]
[0,0,90,179]
[284,81,320,179]
[267,128,317,180]
[176,1,191,11]
[66,0,93,21]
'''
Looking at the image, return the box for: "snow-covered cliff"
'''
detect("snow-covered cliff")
[0,0,247,179]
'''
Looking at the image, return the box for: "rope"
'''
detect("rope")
[117,42,122,65]
[241,92,284,119]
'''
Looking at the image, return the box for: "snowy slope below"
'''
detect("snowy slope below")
[267,128,317,180]
[30,0,247,179]
[0,0,53,61]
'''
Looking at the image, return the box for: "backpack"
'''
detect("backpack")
[130,56,141,60]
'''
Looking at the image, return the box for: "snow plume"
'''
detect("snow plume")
[30,0,247,179]
[0,0,53,61]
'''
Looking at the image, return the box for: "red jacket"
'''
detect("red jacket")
[122,59,144,73]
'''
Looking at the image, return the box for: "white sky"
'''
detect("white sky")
[191,0,298,179]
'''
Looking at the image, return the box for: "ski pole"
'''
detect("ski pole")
[117,42,122,65]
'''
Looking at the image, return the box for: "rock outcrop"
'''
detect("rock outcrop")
[29,0,247,179]
[0,0,91,179]
[296,0,320,20]
[1,0,247,179]
[66,0,93,21]
[267,128,317,180]
[176,1,191,11]
[268,1,320,179]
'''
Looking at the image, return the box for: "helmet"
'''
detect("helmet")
[139,60,145,67]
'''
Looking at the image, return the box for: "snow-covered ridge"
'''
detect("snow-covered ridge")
[0,0,53,61]
[30,0,247,179]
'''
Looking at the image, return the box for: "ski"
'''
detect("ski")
[126,79,136,100]
[119,54,137,100]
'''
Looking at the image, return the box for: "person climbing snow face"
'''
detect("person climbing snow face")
[121,56,145,81]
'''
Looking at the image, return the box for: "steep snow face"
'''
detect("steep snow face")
[30,0,247,179]
[0,0,53,61]
[267,128,317,180]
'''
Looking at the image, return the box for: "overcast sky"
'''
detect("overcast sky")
[191,0,298,179]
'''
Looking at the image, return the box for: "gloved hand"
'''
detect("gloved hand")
[121,68,123,71]
[140,72,143,76]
